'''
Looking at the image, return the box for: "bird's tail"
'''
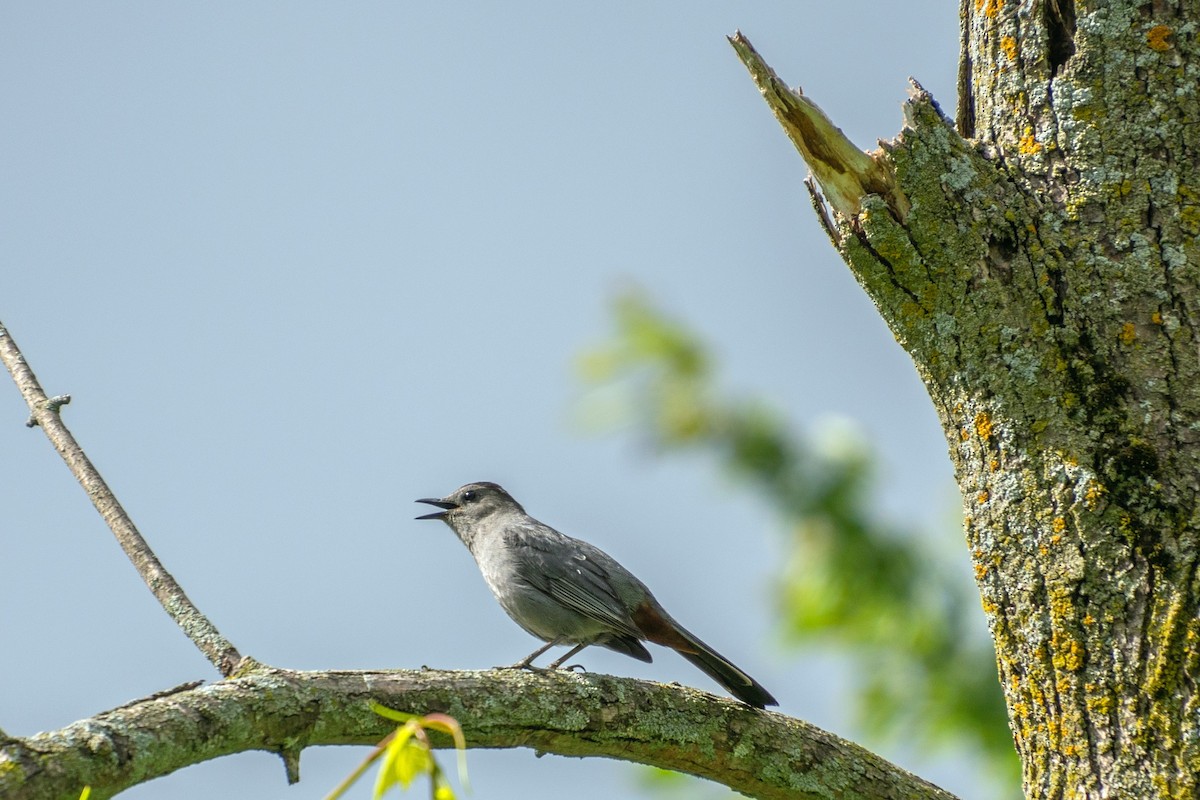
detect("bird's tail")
[673,629,778,709]
[633,601,776,708]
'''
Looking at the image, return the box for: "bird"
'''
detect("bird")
[416,481,777,708]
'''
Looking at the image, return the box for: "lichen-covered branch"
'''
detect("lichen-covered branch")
[0,668,958,800]
[0,322,960,798]
[0,321,245,676]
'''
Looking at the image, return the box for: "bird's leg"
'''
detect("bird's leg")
[506,638,563,671]
[546,643,590,670]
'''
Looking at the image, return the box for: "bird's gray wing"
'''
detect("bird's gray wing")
[509,524,642,639]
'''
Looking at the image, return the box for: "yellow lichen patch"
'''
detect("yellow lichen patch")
[1049,589,1074,620]
[1083,613,1095,625]
[1052,516,1066,534]
[1046,716,1062,747]
[1051,632,1086,673]
[1179,186,1200,234]
[975,410,994,441]
[1182,207,1200,236]
[978,490,991,503]
[1151,311,1163,325]
[1000,35,1018,61]
[960,426,971,441]
[1085,687,1114,716]
[990,458,1000,471]
[1085,481,1105,507]
[1019,128,1042,155]
[983,0,1004,18]
[975,561,989,580]
[1147,25,1173,51]
[981,597,997,614]
[1120,322,1136,344]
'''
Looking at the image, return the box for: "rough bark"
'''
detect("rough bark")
[736,1,1200,797]
[952,3,1200,797]
[0,668,956,800]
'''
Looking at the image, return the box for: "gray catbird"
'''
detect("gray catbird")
[416,481,777,708]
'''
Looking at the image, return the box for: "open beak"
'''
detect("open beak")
[415,497,457,521]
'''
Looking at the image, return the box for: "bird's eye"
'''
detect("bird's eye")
[461,490,477,502]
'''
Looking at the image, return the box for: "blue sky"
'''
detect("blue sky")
[1,3,997,798]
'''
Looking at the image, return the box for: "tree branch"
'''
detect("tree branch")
[728,31,910,221]
[0,320,961,799]
[0,668,960,800]
[0,320,245,676]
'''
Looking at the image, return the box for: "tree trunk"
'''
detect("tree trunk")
[737,1,1199,797]
[952,3,1200,797]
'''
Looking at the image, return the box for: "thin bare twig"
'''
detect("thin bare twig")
[805,175,842,248]
[0,320,245,676]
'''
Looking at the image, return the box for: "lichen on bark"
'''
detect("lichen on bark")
[737,1,1200,796]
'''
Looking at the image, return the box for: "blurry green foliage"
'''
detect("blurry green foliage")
[579,292,1019,788]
